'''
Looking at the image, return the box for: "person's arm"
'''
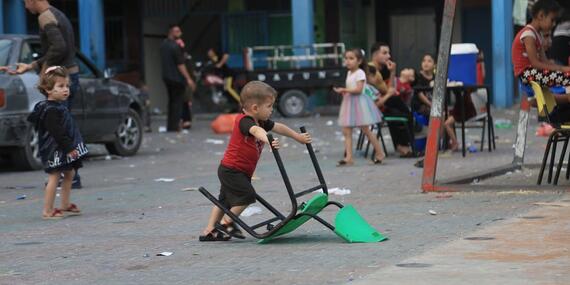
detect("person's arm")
[13,21,67,74]
[375,87,396,107]
[272,122,312,144]
[334,80,365,95]
[418,91,432,107]
[239,116,278,148]
[524,37,570,72]
[368,72,388,94]
[177,64,196,91]
[44,109,76,155]
[386,60,397,85]
[216,53,229,69]
[172,45,196,91]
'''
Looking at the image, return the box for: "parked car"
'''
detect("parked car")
[0,35,146,170]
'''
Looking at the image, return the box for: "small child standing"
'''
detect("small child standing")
[334,48,385,166]
[199,81,311,241]
[27,66,88,219]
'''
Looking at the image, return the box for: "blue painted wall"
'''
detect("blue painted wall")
[5,0,27,34]
[78,0,106,70]
[292,0,314,65]
[491,0,514,108]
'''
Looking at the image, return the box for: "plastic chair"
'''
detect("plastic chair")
[457,87,496,152]
[199,126,388,243]
[356,116,416,159]
[530,81,570,185]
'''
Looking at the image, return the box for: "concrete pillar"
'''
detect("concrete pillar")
[6,0,27,34]
[491,0,514,108]
[292,0,314,65]
[0,1,4,34]
[78,0,106,70]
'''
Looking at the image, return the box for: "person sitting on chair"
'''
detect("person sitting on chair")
[207,47,240,107]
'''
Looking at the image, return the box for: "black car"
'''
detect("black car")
[0,35,145,170]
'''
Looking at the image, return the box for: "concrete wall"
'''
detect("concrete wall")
[143,18,171,114]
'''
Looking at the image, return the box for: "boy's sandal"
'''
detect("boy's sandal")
[42,209,64,220]
[336,160,354,167]
[372,158,383,165]
[199,229,231,242]
[62,203,81,216]
[215,222,246,239]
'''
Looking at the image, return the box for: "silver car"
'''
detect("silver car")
[0,35,145,170]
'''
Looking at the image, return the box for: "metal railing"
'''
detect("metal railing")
[243,42,345,71]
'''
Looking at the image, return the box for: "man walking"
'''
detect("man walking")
[160,24,196,132]
[12,0,83,188]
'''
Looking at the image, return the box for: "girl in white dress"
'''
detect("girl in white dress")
[333,49,385,166]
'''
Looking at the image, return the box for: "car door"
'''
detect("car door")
[76,55,122,141]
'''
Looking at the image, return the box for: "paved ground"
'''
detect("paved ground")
[0,109,568,285]
[353,198,570,285]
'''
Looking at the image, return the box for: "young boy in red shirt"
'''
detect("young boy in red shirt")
[199,81,312,241]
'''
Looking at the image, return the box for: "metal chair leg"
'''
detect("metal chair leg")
[566,146,570,180]
[364,125,374,157]
[487,116,497,150]
[538,135,554,185]
[356,130,365,151]
[547,134,559,184]
[480,119,486,152]
[554,136,569,185]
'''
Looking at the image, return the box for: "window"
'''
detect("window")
[0,40,14,66]
[77,56,96,79]
[19,41,43,64]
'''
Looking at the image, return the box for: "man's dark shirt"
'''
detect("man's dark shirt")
[160,39,185,84]
[36,6,76,71]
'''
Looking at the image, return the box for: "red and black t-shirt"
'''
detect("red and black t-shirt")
[220,114,275,178]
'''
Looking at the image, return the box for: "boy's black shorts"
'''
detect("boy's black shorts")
[218,165,256,208]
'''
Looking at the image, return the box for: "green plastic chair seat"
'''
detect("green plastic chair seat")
[334,205,388,243]
[259,193,328,243]
[384,116,409,122]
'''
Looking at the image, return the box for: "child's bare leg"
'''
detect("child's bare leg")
[361,126,385,160]
[203,206,225,234]
[342,127,353,162]
[444,116,458,150]
[43,172,60,216]
[222,205,248,225]
[60,169,74,209]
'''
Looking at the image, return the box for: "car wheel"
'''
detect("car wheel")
[278,89,308,117]
[105,109,143,156]
[12,124,43,170]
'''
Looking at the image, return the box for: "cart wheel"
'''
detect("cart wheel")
[278,89,308,118]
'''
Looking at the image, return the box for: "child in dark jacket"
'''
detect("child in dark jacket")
[28,66,88,219]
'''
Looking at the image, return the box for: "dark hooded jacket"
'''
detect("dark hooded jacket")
[27,100,87,172]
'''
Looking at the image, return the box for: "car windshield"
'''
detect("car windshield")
[0,39,13,66]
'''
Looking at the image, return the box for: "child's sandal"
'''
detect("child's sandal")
[43,209,64,220]
[215,222,246,239]
[336,160,354,167]
[199,229,231,242]
[371,158,383,165]
[62,203,81,216]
